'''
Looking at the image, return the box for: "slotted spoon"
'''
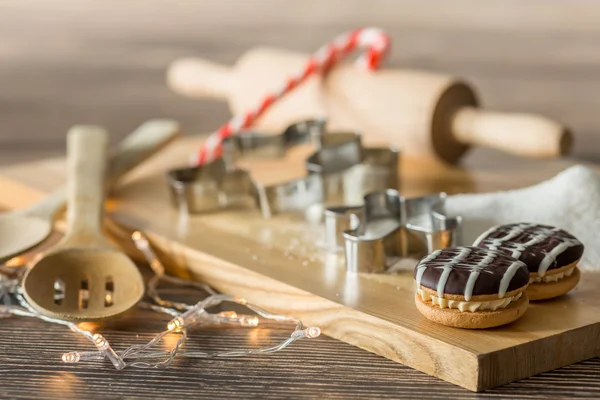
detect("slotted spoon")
[22,126,144,320]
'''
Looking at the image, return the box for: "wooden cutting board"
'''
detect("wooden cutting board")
[1,135,599,392]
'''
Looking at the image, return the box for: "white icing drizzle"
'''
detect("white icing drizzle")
[498,261,524,298]
[509,232,549,258]
[538,241,581,276]
[414,249,441,289]
[414,266,427,290]
[475,224,582,277]
[464,271,481,302]
[474,223,533,250]
[415,247,527,300]
[462,252,497,301]
[421,249,442,263]
[473,223,533,247]
[472,225,501,247]
[436,268,453,298]
[434,247,472,297]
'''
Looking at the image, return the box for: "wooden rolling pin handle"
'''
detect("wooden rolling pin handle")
[167,58,232,99]
[451,107,572,158]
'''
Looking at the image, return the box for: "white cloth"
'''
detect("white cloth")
[446,165,600,269]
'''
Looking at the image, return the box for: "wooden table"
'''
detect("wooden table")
[1,1,599,398]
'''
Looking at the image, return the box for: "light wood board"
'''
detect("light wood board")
[1,136,599,392]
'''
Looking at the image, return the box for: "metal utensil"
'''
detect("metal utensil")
[22,126,144,320]
[325,191,462,273]
[166,119,399,217]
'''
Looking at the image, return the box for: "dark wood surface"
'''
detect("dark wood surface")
[1,1,599,398]
[3,262,600,400]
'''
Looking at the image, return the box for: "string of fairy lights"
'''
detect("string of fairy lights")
[0,231,320,370]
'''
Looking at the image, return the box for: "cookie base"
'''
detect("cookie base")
[415,292,529,329]
[527,267,580,301]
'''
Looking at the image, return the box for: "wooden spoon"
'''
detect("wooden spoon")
[23,126,144,320]
[0,119,180,262]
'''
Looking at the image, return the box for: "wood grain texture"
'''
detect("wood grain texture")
[2,275,599,400]
[1,0,600,398]
[1,136,600,393]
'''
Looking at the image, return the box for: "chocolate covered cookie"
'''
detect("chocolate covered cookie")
[414,246,530,329]
[473,223,584,301]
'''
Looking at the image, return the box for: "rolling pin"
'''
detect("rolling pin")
[167,47,572,163]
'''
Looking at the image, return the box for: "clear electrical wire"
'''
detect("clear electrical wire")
[0,231,320,370]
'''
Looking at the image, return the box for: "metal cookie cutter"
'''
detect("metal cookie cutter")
[324,190,462,273]
[167,158,254,213]
[307,137,399,205]
[222,119,326,163]
[167,157,324,218]
[167,120,326,216]
[166,120,399,218]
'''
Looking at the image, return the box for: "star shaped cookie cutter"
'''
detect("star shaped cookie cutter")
[324,190,462,273]
[166,120,399,218]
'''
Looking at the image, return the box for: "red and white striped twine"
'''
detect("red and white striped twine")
[193,27,391,166]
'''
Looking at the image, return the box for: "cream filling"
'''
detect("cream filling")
[529,266,575,284]
[418,289,522,312]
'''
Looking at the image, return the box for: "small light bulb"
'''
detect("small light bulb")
[5,256,25,267]
[167,316,184,331]
[306,326,321,339]
[292,326,321,340]
[92,334,126,370]
[92,334,109,351]
[218,311,238,318]
[62,352,81,363]
[234,297,247,305]
[132,231,165,276]
[131,231,143,242]
[240,316,259,327]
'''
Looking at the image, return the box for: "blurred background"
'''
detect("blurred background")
[0,0,598,165]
